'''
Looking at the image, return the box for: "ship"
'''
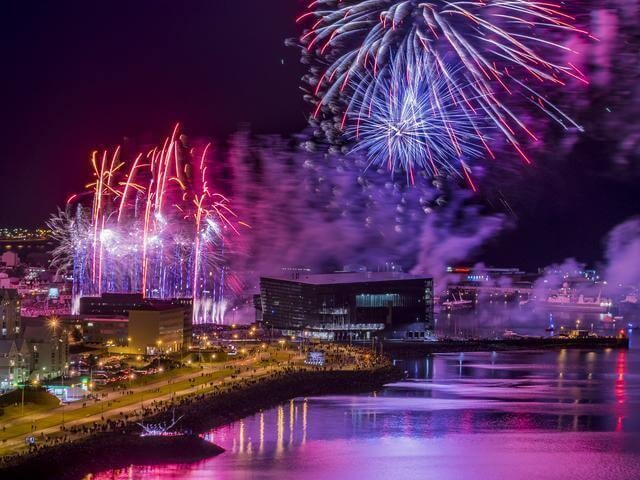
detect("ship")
[536,287,612,313]
[620,292,639,316]
[442,293,474,311]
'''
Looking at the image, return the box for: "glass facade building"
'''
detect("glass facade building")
[259,272,433,341]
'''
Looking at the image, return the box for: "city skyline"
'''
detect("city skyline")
[1,3,639,479]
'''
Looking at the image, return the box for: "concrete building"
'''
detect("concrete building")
[1,250,20,268]
[65,315,129,345]
[79,293,192,348]
[0,288,21,337]
[128,307,188,355]
[259,272,433,341]
[0,338,30,392]
[22,324,69,382]
[0,273,17,290]
[73,293,192,352]
[79,293,150,316]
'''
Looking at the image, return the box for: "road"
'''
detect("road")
[0,349,303,455]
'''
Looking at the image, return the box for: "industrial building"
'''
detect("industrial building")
[259,272,433,341]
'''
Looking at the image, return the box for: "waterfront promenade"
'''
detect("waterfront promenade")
[0,343,390,467]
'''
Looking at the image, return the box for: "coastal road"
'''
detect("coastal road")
[0,349,304,455]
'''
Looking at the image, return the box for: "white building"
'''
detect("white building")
[0,338,30,392]
[23,325,69,382]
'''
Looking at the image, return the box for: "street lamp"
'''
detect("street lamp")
[48,317,60,331]
[21,381,25,416]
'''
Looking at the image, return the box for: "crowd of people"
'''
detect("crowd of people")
[0,342,395,469]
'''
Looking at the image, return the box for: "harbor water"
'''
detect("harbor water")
[91,308,640,479]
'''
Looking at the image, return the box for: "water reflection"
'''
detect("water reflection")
[92,326,640,479]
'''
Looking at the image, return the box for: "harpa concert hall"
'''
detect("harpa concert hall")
[258,272,434,341]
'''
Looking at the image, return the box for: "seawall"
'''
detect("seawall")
[0,365,402,479]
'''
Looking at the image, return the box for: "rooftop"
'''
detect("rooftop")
[0,288,19,299]
[263,271,431,286]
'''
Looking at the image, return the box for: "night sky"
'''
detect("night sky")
[1,1,638,270]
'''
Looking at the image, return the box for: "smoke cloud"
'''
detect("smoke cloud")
[603,216,640,287]
[214,132,506,293]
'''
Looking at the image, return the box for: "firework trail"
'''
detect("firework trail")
[50,127,507,324]
[296,0,589,177]
[48,125,241,324]
[346,47,486,185]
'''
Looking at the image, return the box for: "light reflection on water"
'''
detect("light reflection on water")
[93,311,640,480]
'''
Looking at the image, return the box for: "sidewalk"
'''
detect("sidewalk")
[1,353,303,455]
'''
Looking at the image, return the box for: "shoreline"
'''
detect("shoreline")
[140,364,403,435]
[0,364,402,479]
[1,338,627,478]
[0,433,224,480]
[383,336,629,356]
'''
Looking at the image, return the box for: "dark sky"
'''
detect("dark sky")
[0,0,306,225]
[1,1,638,269]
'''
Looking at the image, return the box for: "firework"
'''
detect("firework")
[298,0,588,171]
[222,130,498,293]
[49,125,240,324]
[346,47,485,186]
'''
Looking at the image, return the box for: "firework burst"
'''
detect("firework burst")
[298,0,589,174]
[49,125,242,324]
[346,48,486,186]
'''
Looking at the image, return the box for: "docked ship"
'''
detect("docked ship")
[537,288,612,313]
[442,293,474,311]
[620,292,638,316]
